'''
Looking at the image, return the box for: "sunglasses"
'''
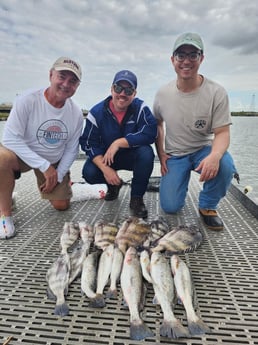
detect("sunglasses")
[113,84,135,96]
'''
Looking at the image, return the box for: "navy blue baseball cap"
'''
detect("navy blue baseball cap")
[112,70,137,89]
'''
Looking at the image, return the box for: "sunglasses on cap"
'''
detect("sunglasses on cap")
[113,84,135,96]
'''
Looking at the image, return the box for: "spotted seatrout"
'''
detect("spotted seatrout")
[171,255,211,335]
[120,246,153,341]
[81,250,101,299]
[106,246,124,299]
[150,252,190,338]
[88,243,114,308]
[46,253,70,317]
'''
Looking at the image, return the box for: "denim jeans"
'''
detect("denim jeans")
[159,145,237,213]
[82,145,155,197]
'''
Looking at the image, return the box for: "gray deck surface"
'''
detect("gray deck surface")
[0,159,258,345]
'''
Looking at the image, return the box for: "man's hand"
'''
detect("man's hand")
[40,165,58,193]
[195,153,220,182]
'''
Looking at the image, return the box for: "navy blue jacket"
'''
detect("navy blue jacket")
[79,96,157,160]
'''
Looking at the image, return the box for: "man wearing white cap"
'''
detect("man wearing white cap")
[153,33,237,230]
[0,57,83,239]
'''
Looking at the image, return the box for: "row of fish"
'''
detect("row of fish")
[120,247,211,340]
[46,216,208,340]
[94,215,203,254]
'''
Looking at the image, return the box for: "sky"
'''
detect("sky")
[1,0,257,112]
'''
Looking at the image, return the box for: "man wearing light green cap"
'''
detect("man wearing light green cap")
[153,32,237,230]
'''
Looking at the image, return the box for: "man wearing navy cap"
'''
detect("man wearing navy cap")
[80,70,157,218]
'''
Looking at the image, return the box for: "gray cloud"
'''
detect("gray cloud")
[0,0,257,111]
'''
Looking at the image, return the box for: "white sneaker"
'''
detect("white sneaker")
[0,216,16,239]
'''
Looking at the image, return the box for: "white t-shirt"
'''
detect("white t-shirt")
[153,77,232,156]
[3,88,83,182]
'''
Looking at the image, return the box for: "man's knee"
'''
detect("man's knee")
[160,200,183,214]
[50,199,70,211]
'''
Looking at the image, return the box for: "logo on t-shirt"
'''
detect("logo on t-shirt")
[37,120,68,148]
[195,119,206,129]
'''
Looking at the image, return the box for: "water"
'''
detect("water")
[0,117,258,203]
[228,117,258,203]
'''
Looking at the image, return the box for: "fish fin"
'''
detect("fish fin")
[130,321,154,340]
[88,294,106,308]
[54,303,69,317]
[188,318,211,335]
[106,288,118,299]
[46,287,56,300]
[160,319,190,339]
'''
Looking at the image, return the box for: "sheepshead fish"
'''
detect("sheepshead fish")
[106,246,124,299]
[79,221,94,247]
[60,222,80,254]
[149,215,169,243]
[152,225,203,254]
[115,217,151,254]
[81,250,100,299]
[46,253,70,317]
[120,246,154,341]
[171,255,211,335]
[150,252,190,338]
[94,219,118,250]
[89,243,114,308]
[69,222,95,284]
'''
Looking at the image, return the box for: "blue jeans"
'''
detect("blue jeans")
[82,145,155,197]
[160,146,237,213]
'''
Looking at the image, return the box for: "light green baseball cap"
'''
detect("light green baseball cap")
[173,32,204,54]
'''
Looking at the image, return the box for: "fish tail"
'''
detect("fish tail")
[54,303,69,317]
[187,318,211,335]
[130,321,154,340]
[46,287,56,300]
[160,319,190,339]
[88,294,106,308]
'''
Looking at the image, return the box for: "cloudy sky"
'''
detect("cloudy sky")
[1,0,257,112]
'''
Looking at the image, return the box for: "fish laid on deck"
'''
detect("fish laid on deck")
[115,216,151,254]
[81,250,101,299]
[93,219,118,250]
[120,246,154,341]
[139,247,153,284]
[171,255,211,335]
[46,253,70,317]
[152,224,203,254]
[149,215,169,243]
[106,246,124,299]
[68,222,94,284]
[150,252,190,338]
[88,243,114,308]
[60,221,80,254]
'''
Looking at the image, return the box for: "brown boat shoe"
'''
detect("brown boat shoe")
[199,208,224,230]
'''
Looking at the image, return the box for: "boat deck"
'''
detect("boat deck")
[1,159,258,345]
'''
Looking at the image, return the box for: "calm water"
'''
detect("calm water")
[0,117,258,202]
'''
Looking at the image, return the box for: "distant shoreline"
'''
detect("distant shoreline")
[0,106,257,120]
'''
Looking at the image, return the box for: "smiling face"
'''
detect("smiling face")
[171,45,204,81]
[47,69,80,107]
[111,80,136,112]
